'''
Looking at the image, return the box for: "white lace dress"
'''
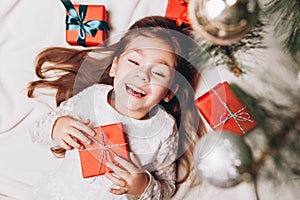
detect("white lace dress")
[29,84,179,200]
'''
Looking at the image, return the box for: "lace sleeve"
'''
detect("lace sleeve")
[30,85,99,145]
[138,123,179,200]
[29,99,75,146]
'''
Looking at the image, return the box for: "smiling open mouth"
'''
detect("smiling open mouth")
[125,83,147,98]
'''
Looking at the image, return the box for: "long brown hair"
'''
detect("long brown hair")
[28,16,206,186]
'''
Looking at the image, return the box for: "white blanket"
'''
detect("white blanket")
[0,0,298,199]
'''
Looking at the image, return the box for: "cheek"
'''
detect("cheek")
[152,75,174,89]
[114,67,130,85]
[152,85,169,98]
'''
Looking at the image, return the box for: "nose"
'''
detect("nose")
[136,65,150,82]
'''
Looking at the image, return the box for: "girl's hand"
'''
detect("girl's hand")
[52,116,95,150]
[105,152,149,197]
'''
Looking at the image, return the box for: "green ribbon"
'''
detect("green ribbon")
[61,0,109,47]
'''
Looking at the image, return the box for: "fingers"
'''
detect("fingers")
[63,134,82,149]
[71,119,95,137]
[105,172,127,187]
[68,126,92,145]
[105,172,128,195]
[106,162,127,175]
[129,152,142,168]
[109,187,128,195]
[57,139,74,150]
[106,155,149,196]
[53,116,95,150]
[56,134,83,150]
[114,156,142,173]
[82,119,90,125]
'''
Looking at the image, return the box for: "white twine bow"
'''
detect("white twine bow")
[211,88,254,134]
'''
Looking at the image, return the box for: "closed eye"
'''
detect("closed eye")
[153,71,165,78]
[128,59,140,66]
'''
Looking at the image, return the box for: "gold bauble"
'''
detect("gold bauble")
[189,0,259,46]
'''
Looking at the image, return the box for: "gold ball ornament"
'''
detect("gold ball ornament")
[188,0,259,46]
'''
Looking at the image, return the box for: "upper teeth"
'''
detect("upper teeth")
[126,84,147,95]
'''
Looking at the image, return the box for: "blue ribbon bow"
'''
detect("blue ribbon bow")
[61,0,109,47]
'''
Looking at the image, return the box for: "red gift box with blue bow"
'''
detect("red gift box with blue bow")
[61,0,109,47]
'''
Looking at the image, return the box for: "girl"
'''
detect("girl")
[28,16,206,200]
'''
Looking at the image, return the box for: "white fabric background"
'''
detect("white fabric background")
[0,0,298,199]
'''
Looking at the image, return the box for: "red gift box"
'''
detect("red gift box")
[79,123,129,178]
[62,0,109,47]
[195,82,257,136]
[165,0,190,26]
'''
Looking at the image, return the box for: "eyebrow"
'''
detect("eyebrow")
[130,48,173,67]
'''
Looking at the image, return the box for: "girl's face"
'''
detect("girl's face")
[110,36,178,119]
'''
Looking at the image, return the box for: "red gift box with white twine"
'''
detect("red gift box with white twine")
[195,82,257,136]
[79,123,129,178]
